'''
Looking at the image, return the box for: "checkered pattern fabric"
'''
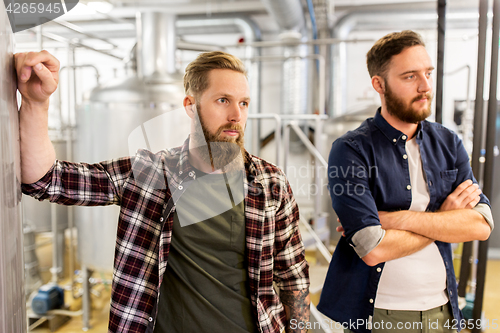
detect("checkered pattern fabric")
[22,139,309,333]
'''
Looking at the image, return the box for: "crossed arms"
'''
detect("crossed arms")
[338,179,492,266]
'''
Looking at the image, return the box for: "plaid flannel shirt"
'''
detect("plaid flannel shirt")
[22,139,309,333]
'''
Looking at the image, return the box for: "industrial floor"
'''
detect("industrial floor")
[29,234,500,333]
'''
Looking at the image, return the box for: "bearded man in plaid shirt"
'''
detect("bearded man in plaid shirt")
[16,50,310,333]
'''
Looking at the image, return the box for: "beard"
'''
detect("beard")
[384,81,433,124]
[190,103,246,172]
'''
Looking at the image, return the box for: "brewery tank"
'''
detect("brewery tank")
[0,1,26,330]
[74,13,187,272]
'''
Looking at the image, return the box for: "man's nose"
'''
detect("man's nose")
[418,75,432,93]
[228,103,242,123]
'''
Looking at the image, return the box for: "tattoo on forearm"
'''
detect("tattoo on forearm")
[280,289,310,333]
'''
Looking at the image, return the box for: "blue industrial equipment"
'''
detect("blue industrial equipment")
[31,284,64,315]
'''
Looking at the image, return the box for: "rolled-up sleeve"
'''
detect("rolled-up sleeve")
[474,203,494,230]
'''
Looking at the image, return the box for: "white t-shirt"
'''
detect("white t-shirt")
[374,138,448,311]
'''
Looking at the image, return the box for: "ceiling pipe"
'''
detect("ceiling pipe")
[260,0,306,33]
[260,0,309,119]
[136,12,177,80]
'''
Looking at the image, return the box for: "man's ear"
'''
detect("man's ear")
[372,75,385,94]
[183,95,196,119]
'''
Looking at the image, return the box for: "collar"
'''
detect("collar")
[373,107,424,145]
[177,137,192,174]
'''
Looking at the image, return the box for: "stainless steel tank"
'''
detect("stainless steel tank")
[74,13,188,272]
[0,2,27,330]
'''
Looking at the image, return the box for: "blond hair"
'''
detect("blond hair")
[183,51,247,97]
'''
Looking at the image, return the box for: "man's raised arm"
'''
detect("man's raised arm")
[15,51,60,184]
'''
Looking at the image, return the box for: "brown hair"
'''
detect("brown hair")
[183,51,247,97]
[366,30,425,78]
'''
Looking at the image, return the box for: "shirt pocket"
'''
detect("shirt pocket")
[440,169,458,181]
[439,169,458,195]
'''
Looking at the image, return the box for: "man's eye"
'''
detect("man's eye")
[218,98,227,103]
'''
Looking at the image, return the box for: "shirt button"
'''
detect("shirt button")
[178,185,183,190]
[429,180,433,186]
[407,185,412,190]
[403,154,408,159]
[160,217,164,222]
[393,138,397,143]
[189,171,194,177]
[376,268,381,273]
[179,170,183,175]
[402,135,407,140]
[149,317,153,322]
[369,299,374,304]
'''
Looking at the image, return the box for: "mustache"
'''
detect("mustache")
[412,93,433,103]
[215,123,244,136]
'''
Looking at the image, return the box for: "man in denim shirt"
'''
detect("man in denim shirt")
[318,31,494,333]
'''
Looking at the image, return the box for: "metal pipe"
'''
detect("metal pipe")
[260,0,306,33]
[51,19,119,49]
[245,55,326,207]
[435,0,447,124]
[473,0,500,328]
[243,54,327,116]
[253,114,327,120]
[310,304,335,333]
[235,37,376,48]
[82,266,91,330]
[176,39,226,52]
[445,65,473,153]
[60,64,101,85]
[461,0,489,299]
[289,123,328,168]
[472,0,489,180]
[36,24,43,50]
[290,122,328,224]
[458,240,473,297]
[247,114,282,167]
[300,217,331,265]
[284,124,291,174]
[50,204,60,283]
[137,12,177,78]
[41,31,123,59]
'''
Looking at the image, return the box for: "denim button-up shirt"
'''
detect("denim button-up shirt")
[317,109,490,333]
